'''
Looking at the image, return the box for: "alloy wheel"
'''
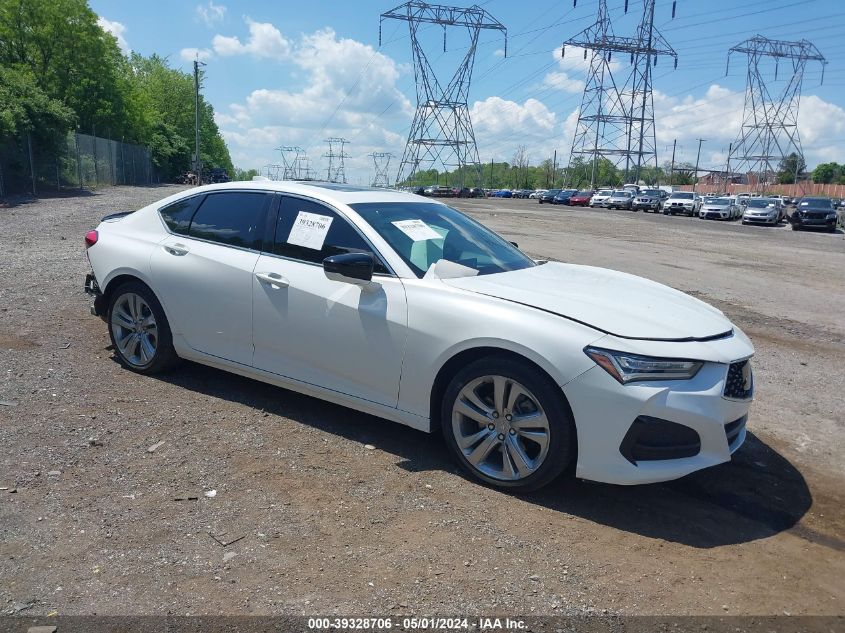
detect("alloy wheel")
[451,375,551,481]
[111,292,158,367]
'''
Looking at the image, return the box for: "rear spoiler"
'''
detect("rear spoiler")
[100,211,134,222]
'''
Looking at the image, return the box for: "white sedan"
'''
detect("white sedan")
[83,181,754,491]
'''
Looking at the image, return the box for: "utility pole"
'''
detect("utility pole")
[723,142,732,194]
[370,152,393,188]
[193,58,206,186]
[489,158,494,190]
[323,137,350,183]
[552,150,557,188]
[669,139,676,186]
[692,138,705,193]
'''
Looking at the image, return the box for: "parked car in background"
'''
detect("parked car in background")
[699,196,741,220]
[663,191,700,216]
[424,185,453,197]
[589,189,613,208]
[632,189,663,212]
[552,189,578,205]
[529,190,548,199]
[606,190,634,210]
[790,197,838,232]
[539,189,561,204]
[83,180,755,491]
[569,191,593,206]
[741,198,781,225]
[492,189,513,198]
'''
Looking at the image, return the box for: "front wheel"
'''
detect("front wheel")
[791,223,800,231]
[441,356,575,492]
[107,281,179,374]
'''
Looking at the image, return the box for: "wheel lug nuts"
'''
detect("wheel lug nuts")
[487,423,495,431]
[492,411,499,419]
[505,414,512,421]
[509,429,516,435]
[497,433,505,441]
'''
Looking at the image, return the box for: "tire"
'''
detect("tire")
[440,355,575,492]
[107,281,179,374]
[791,223,800,231]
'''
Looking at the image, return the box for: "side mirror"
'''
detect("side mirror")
[509,241,519,248]
[323,252,374,286]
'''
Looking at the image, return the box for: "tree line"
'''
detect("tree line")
[0,0,234,182]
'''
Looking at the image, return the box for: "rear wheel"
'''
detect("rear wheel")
[441,356,575,492]
[791,223,800,231]
[107,281,179,374]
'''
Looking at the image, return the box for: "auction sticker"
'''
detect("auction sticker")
[392,219,442,241]
[288,211,334,250]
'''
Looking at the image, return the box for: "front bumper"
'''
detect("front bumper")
[703,209,730,219]
[563,346,753,485]
[667,204,693,213]
[744,214,778,224]
[794,216,836,228]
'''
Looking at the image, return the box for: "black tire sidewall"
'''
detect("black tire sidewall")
[107,281,177,374]
[440,356,575,492]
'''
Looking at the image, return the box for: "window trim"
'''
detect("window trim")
[156,189,272,254]
[265,192,397,277]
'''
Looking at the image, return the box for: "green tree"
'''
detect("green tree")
[0,65,74,142]
[0,0,133,137]
[812,162,841,184]
[777,153,806,184]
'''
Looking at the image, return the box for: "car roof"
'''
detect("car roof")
[178,180,433,206]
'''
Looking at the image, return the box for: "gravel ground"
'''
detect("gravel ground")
[0,186,843,617]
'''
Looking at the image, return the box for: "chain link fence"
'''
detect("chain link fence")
[0,132,155,198]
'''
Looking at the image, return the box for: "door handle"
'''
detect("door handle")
[255,272,289,288]
[164,243,189,256]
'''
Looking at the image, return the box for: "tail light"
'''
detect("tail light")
[85,230,99,248]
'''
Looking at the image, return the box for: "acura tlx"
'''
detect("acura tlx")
[83,181,753,492]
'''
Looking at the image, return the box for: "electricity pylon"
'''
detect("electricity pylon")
[277,146,303,180]
[564,0,677,188]
[380,2,506,187]
[370,152,393,187]
[726,35,826,192]
[323,137,350,183]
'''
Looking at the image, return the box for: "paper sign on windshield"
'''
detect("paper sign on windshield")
[392,219,442,241]
[287,211,334,250]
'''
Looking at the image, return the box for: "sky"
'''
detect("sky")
[90,0,845,184]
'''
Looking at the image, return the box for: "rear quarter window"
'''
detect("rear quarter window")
[188,192,270,249]
[159,196,203,235]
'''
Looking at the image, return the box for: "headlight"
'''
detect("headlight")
[827,213,837,219]
[584,347,703,383]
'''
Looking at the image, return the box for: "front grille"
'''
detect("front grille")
[804,212,828,219]
[724,359,753,399]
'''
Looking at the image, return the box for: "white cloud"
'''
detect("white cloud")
[214,25,413,178]
[212,19,291,60]
[196,1,226,27]
[97,17,129,55]
[180,47,214,63]
[470,97,559,163]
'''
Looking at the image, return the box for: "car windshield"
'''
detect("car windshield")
[577,191,592,196]
[350,202,537,279]
[642,190,660,196]
[746,199,768,208]
[671,192,694,199]
[612,191,630,197]
[712,198,732,205]
[597,190,612,195]
[546,189,561,195]
[800,198,833,208]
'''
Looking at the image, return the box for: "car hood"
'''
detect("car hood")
[443,262,733,341]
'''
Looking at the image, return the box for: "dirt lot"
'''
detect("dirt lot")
[0,186,843,617]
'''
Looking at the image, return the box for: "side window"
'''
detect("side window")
[273,196,389,274]
[159,196,202,235]
[188,192,269,249]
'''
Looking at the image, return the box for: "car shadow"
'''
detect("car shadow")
[147,359,813,550]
